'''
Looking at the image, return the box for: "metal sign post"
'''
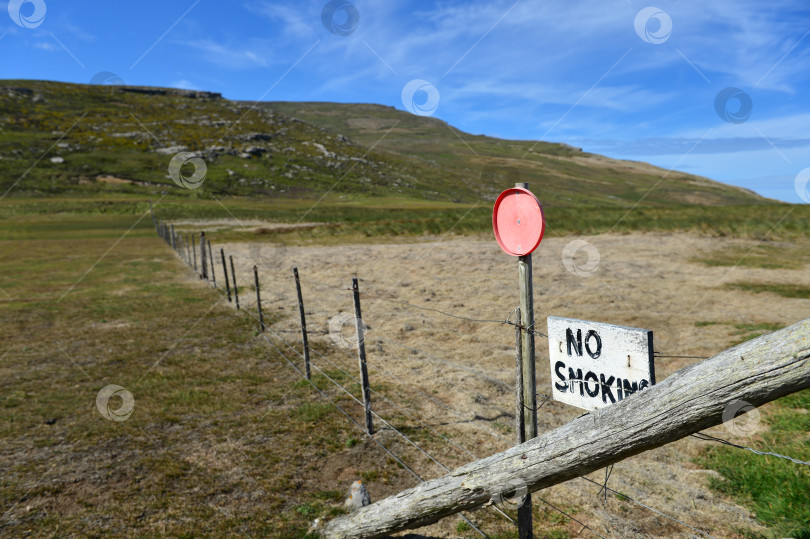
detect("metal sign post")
[493,182,546,539]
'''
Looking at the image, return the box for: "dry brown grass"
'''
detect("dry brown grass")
[2,218,808,537]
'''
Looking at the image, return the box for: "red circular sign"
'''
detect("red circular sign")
[492,187,545,256]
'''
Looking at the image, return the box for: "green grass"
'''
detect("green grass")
[295,402,335,422]
[697,389,810,539]
[731,323,786,345]
[0,79,779,210]
[4,195,810,255]
[1,210,550,537]
[727,282,810,299]
[692,242,810,269]
[696,319,809,539]
[260,100,775,208]
[0,213,402,536]
[694,321,787,347]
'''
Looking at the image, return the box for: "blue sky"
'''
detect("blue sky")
[2,0,809,203]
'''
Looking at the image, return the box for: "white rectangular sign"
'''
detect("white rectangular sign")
[547,316,655,411]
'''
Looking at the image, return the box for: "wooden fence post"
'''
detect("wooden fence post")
[192,234,198,272]
[208,240,216,287]
[515,306,525,445]
[514,305,532,538]
[516,181,538,442]
[351,277,373,435]
[199,232,207,281]
[254,266,265,332]
[220,248,231,303]
[229,255,240,310]
[319,318,810,538]
[516,181,536,538]
[293,267,311,380]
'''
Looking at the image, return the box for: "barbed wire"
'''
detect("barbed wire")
[167,234,788,539]
[210,279,491,530]
[536,496,608,539]
[256,320,490,538]
[376,335,556,403]
[691,432,810,466]
[375,336,512,390]
[303,333,621,533]
[654,353,711,359]
[248,296,615,535]
[349,346,513,443]
[360,293,550,337]
[306,345,482,461]
[577,476,717,539]
[262,317,516,528]
[272,271,550,338]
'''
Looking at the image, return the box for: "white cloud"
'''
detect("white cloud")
[182,39,273,69]
[171,79,199,91]
[34,41,58,51]
[247,2,316,41]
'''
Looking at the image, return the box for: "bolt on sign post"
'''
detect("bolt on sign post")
[493,182,545,539]
[547,317,655,411]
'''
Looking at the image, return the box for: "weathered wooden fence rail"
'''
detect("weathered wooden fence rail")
[317,318,810,538]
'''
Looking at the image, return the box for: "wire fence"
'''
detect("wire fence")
[153,219,808,538]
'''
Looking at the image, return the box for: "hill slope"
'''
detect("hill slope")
[0,80,768,207]
[258,101,768,207]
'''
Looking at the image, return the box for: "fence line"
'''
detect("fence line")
[246,292,523,532]
[375,336,513,390]
[283,275,549,337]
[301,339,618,534]
[182,245,513,533]
[254,311,491,536]
[156,224,808,539]
[215,259,650,537]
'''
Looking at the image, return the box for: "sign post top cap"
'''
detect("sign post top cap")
[492,187,545,257]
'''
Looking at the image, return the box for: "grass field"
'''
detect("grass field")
[697,386,810,539]
[2,78,807,538]
[1,199,808,538]
[2,193,809,243]
[0,203,575,537]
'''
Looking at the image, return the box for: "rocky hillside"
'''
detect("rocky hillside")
[0,80,769,207]
[260,101,770,207]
